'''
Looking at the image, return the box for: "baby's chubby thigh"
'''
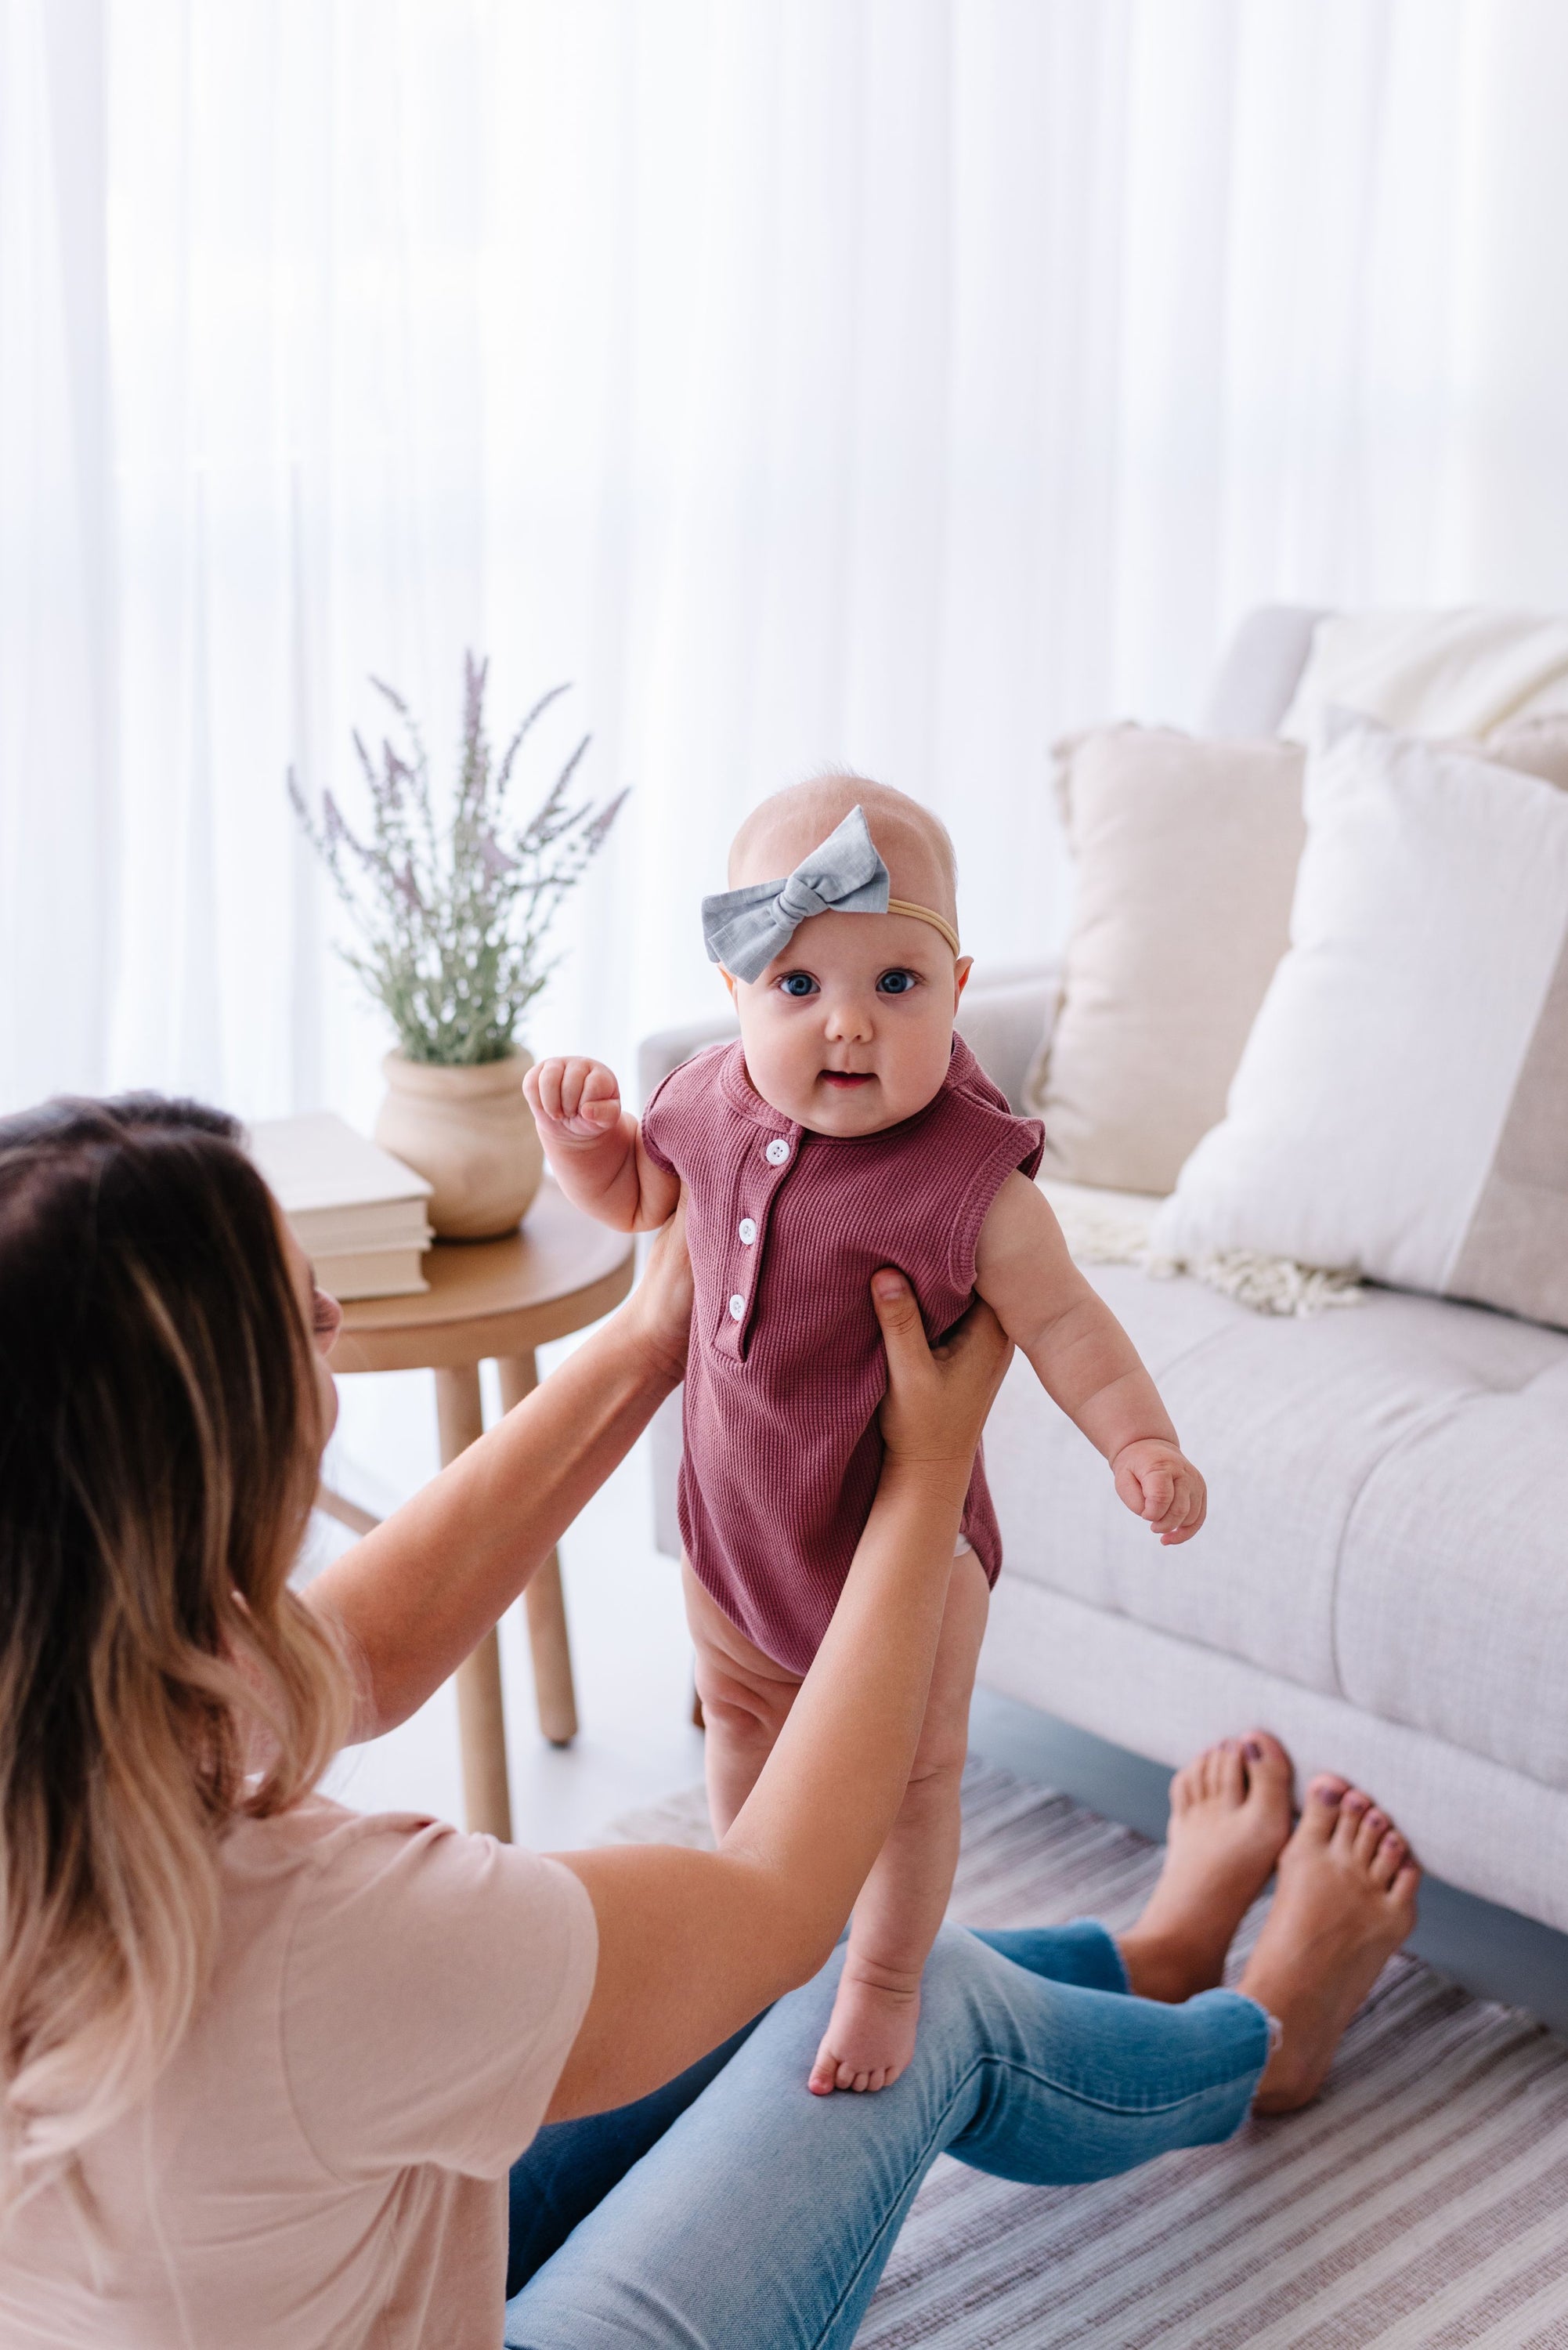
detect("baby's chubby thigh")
[683,1560,804,1836]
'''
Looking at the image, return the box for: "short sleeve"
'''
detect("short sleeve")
[942,1044,1046,1293]
[638,1063,681,1175]
[282,1813,597,2183]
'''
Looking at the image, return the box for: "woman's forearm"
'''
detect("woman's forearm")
[721,1456,967,1929]
[548,1451,972,2117]
[305,1304,680,1737]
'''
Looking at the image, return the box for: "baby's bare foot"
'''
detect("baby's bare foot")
[808,1966,921,2095]
[1118,1732,1295,2004]
[1240,1777,1420,2113]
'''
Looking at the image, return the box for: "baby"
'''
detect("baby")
[526,777,1205,2096]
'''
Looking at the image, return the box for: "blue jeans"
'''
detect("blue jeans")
[504,1922,1270,2348]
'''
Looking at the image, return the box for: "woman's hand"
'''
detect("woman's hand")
[873,1272,1013,1472]
[623,1193,693,1386]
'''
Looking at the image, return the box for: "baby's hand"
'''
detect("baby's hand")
[523,1054,675,1231]
[1111,1439,1206,1546]
[524,1056,626,1144]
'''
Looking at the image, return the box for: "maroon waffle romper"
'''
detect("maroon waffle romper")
[641,1032,1045,1675]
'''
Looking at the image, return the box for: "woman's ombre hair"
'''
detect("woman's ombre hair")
[0,1095,350,2207]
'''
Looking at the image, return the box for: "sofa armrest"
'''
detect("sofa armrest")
[1200,605,1328,737]
[637,1014,739,1108]
[956,965,1061,1113]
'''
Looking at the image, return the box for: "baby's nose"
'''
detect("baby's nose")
[823,995,875,1041]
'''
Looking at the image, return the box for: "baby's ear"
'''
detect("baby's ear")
[719,967,737,1000]
[953,956,974,1005]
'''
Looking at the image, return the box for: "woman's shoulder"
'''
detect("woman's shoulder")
[228,1800,598,2180]
[226,1795,591,1946]
[222,1799,596,2048]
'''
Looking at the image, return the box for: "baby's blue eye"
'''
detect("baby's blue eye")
[778,971,818,997]
[877,968,918,996]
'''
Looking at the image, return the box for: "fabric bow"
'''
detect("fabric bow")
[701,806,891,982]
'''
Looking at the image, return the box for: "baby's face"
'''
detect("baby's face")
[732,909,970,1137]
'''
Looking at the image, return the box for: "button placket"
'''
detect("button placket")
[717,1126,799,1359]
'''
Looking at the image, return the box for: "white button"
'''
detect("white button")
[765,1137,790,1165]
[728,1293,745,1320]
[738,1218,757,1246]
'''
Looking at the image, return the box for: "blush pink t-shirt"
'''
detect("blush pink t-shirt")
[0,1796,597,2350]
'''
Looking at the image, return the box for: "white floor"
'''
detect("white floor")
[299,1329,706,1850]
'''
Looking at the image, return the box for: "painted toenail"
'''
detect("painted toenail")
[1314,1782,1342,1805]
[1244,1740,1263,1760]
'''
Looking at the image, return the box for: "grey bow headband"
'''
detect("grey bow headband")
[702,805,960,983]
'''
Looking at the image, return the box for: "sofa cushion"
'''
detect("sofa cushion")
[1026,710,1568,1217]
[1152,716,1568,1330]
[1026,727,1306,1195]
[985,1258,1568,1786]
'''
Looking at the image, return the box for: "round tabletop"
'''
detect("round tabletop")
[329,1181,636,1374]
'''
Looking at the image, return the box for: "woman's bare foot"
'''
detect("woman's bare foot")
[1240,1777,1420,2113]
[809,1964,920,2095]
[1118,1733,1295,2003]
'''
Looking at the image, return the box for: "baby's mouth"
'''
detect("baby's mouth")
[819,1069,876,1090]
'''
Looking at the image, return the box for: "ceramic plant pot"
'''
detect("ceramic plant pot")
[374,1049,544,1240]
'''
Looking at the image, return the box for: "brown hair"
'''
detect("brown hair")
[0,1095,349,2205]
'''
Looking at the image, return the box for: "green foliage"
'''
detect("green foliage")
[290,655,626,1065]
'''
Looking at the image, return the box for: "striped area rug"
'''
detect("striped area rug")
[610,1763,1568,2348]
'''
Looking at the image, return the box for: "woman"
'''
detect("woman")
[0,1093,1418,2348]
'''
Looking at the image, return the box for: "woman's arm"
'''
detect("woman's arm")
[543,1276,1013,2121]
[304,1213,692,1741]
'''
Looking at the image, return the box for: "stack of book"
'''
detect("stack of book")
[247,1112,434,1299]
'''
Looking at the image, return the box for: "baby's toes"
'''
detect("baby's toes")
[807,2036,843,2097]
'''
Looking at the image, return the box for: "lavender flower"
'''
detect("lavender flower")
[288,654,626,1065]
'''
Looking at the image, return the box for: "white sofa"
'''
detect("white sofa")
[638,609,1568,1939]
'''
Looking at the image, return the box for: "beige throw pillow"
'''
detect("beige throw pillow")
[1028,714,1568,1202]
[1027,727,1306,1195]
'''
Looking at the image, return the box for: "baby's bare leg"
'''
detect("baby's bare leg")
[682,1560,803,1838]
[810,1547,991,2095]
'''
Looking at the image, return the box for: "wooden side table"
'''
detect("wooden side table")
[322,1183,634,1841]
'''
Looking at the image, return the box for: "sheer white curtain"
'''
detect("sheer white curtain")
[5,0,1568,1123]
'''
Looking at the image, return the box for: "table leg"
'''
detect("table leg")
[434,1365,515,1842]
[498,1354,580,1748]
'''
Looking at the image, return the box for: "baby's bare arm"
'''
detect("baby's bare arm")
[974,1173,1205,1544]
[523,1057,681,1232]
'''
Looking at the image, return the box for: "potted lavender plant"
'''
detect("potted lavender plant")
[290,655,625,1238]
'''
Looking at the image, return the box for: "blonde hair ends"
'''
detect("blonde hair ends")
[0,1097,350,2209]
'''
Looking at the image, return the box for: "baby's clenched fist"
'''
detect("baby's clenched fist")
[525,1057,624,1142]
[1111,1438,1207,1547]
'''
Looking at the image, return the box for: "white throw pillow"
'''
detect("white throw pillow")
[1151,714,1568,1330]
